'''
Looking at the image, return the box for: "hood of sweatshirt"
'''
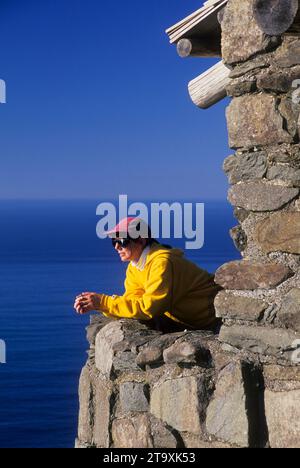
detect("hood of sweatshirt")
[130,242,184,272]
[145,243,184,265]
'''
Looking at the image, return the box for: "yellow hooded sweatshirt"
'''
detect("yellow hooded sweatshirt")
[97,243,221,329]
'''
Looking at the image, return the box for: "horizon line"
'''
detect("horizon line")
[0,197,228,203]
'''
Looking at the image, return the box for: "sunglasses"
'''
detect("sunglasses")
[111,238,132,248]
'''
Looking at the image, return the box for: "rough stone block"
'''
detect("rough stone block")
[219,325,299,358]
[257,69,300,93]
[226,95,292,149]
[86,315,113,346]
[206,362,249,447]
[264,365,300,383]
[234,207,250,223]
[228,181,299,212]
[119,382,149,413]
[214,291,268,321]
[112,414,153,448]
[229,56,270,79]
[163,336,211,366]
[278,97,300,138]
[149,415,179,448]
[275,37,300,68]
[92,377,112,448]
[226,79,257,97]
[111,351,141,375]
[221,0,274,65]
[223,151,267,184]
[215,261,293,290]
[278,289,300,333]
[78,365,94,445]
[230,225,248,252]
[267,165,300,186]
[267,143,300,166]
[136,333,183,368]
[255,212,300,254]
[111,414,178,449]
[265,389,300,448]
[150,376,207,435]
[95,320,155,377]
[95,322,125,377]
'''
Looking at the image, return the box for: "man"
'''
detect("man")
[74,217,221,332]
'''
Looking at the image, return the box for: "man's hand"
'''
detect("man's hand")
[74,292,101,315]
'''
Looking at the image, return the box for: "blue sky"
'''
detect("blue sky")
[0,0,230,201]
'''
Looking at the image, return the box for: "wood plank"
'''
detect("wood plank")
[166,0,227,44]
[165,6,207,35]
[169,6,216,44]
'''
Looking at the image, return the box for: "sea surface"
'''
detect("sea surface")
[0,200,240,448]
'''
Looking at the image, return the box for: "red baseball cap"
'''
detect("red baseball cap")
[107,217,150,239]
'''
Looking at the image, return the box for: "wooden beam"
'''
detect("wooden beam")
[177,37,221,58]
[253,0,299,35]
[188,61,231,109]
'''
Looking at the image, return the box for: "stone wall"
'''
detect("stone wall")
[76,0,300,449]
[76,316,300,449]
[76,318,257,448]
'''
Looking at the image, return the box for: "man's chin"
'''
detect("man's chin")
[119,255,129,262]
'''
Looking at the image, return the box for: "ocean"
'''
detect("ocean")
[0,200,240,448]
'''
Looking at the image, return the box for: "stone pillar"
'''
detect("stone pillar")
[214,0,300,448]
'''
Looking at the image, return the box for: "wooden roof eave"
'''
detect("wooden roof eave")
[166,0,227,58]
[166,1,230,109]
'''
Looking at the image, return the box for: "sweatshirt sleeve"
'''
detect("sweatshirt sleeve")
[98,258,173,320]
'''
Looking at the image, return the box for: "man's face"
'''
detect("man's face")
[113,238,146,263]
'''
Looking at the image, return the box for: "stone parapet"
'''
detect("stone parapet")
[76,319,299,449]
